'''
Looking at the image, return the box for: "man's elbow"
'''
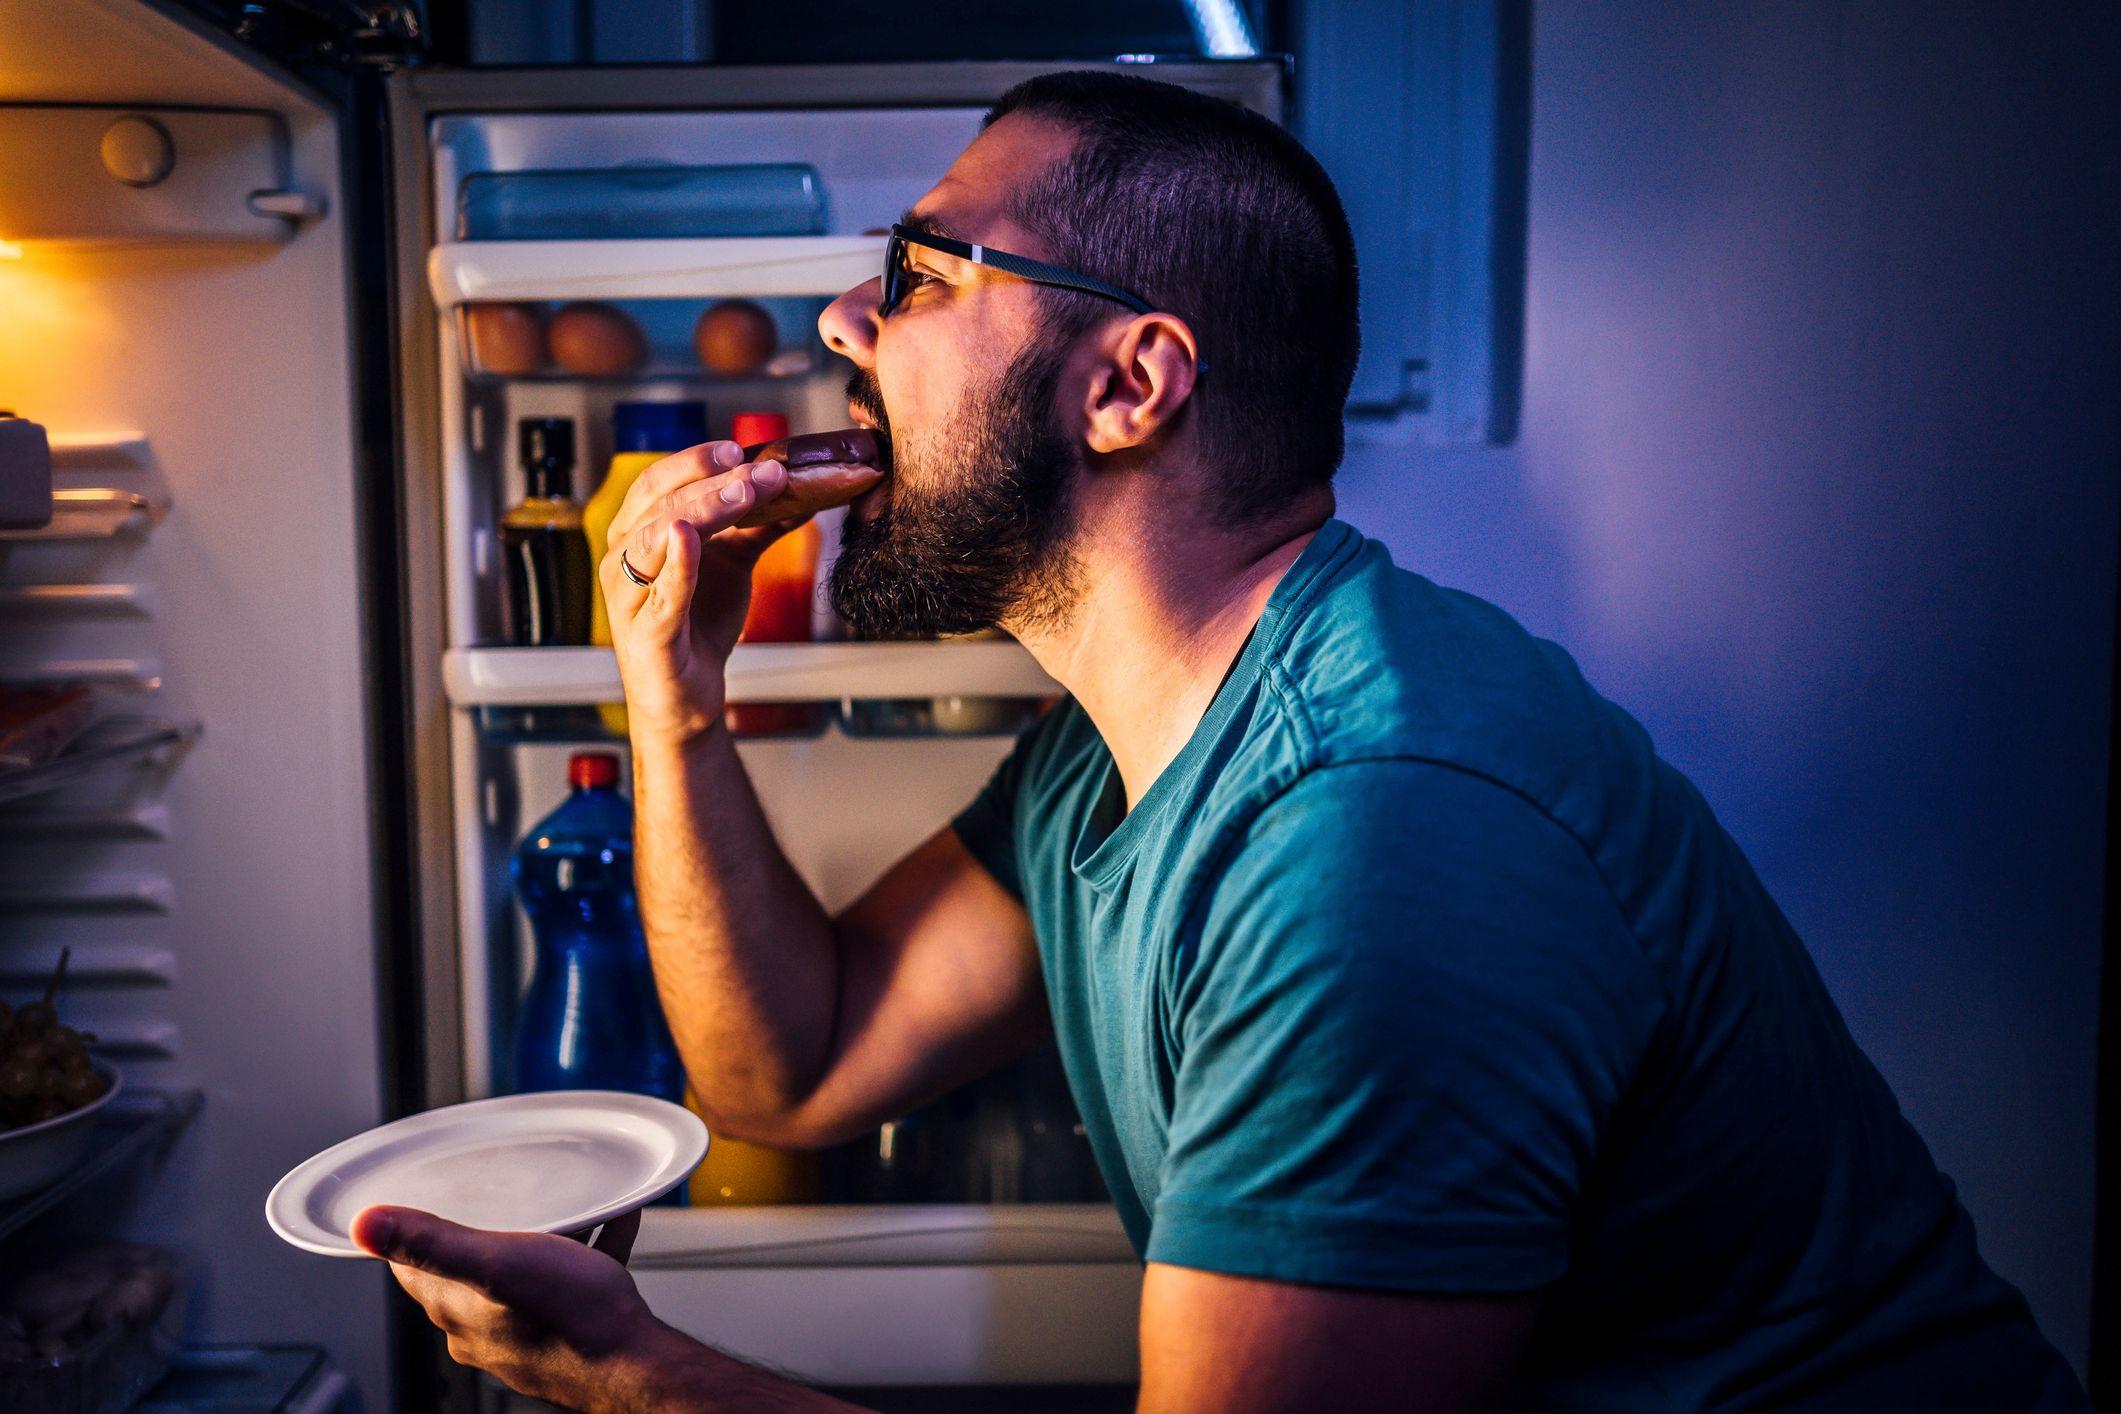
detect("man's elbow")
[681,1079,866,1152]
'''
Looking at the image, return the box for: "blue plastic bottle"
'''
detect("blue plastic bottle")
[511,752,685,1107]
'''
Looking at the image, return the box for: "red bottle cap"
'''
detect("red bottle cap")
[730,411,791,450]
[568,752,620,789]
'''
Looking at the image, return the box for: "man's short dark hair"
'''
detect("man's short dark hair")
[985,70,1361,527]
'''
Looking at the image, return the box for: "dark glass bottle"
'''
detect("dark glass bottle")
[500,418,592,646]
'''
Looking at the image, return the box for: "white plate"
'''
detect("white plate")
[266,1091,708,1259]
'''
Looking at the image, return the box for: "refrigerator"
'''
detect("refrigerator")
[0,0,1283,1406]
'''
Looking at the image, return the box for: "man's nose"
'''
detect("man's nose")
[820,276,883,367]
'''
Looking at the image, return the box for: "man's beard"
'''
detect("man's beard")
[829,339,1080,640]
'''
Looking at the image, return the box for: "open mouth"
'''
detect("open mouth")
[845,401,892,520]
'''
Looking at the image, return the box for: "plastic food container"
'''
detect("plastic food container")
[455,163,825,241]
[0,1243,186,1414]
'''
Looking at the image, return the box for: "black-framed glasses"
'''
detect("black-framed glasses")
[881,222,1156,320]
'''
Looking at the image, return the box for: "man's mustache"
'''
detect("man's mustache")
[845,368,890,433]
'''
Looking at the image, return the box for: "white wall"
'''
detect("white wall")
[1333,0,2114,1373]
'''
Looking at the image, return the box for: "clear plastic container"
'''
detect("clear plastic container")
[455,163,825,241]
[0,1243,185,1414]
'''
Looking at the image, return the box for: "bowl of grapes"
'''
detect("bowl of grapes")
[0,950,119,1203]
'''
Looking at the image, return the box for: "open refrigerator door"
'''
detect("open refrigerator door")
[0,0,390,1406]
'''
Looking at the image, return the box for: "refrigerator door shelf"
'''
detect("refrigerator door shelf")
[45,431,151,468]
[430,235,885,308]
[442,642,1059,708]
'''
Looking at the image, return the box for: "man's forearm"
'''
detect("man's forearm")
[611,1322,869,1414]
[630,722,840,1134]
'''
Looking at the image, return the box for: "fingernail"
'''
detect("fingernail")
[756,459,785,485]
[713,442,743,468]
[364,1214,395,1247]
[720,480,749,504]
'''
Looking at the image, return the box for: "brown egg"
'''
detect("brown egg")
[462,303,546,376]
[548,302,649,376]
[694,299,779,377]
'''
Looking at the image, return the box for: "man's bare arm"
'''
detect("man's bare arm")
[607,441,1043,1149]
[634,727,1044,1147]
[1137,1264,1540,1413]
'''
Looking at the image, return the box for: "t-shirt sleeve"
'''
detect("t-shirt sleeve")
[949,702,1064,901]
[1148,759,1667,1294]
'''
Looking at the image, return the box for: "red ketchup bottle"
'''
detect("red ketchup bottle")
[726,411,825,738]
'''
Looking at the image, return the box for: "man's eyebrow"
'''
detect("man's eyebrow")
[895,209,971,246]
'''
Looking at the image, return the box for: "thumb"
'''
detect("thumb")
[353,1205,500,1290]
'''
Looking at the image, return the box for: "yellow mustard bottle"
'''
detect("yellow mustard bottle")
[684,1088,820,1206]
[584,401,709,736]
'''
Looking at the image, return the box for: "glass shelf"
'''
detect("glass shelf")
[140,1344,348,1413]
[0,717,200,806]
[442,641,1060,708]
[464,353,821,386]
[0,1089,202,1247]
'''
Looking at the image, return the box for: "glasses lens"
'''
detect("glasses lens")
[881,233,907,317]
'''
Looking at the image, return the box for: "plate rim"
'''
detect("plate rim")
[265,1090,708,1259]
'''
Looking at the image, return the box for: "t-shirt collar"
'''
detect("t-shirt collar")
[1069,518,1358,892]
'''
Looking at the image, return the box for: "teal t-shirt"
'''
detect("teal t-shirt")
[952,519,2083,1409]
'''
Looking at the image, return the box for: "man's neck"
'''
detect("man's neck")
[1008,494,1332,811]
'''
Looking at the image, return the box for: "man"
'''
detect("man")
[357,73,2087,1411]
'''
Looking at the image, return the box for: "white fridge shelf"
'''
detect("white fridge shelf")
[629,1204,1141,1387]
[631,1203,1134,1270]
[428,235,885,308]
[442,641,1060,708]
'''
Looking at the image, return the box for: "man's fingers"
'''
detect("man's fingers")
[590,1208,643,1265]
[619,459,786,584]
[650,459,786,539]
[607,440,743,546]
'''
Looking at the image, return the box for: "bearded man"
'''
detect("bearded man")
[356,71,2087,1413]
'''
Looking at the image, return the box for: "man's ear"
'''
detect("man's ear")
[1081,313,1202,455]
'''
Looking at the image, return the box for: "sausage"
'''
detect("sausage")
[734,428,888,528]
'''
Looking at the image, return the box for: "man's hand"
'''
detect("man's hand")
[599,440,801,745]
[358,1204,871,1413]
[353,1204,683,1413]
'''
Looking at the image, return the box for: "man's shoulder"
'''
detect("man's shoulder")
[1265,527,1644,798]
